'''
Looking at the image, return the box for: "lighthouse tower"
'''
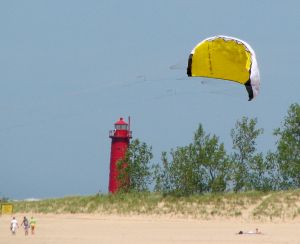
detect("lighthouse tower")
[108,117,132,193]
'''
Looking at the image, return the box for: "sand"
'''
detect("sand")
[1,214,299,244]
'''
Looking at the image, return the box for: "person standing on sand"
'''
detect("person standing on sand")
[10,217,19,235]
[21,216,29,236]
[29,216,36,235]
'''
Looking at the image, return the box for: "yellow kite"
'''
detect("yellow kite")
[187,36,260,101]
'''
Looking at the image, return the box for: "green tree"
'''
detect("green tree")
[264,151,282,190]
[247,153,277,191]
[192,124,230,193]
[273,103,300,188]
[153,146,201,196]
[117,139,153,192]
[153,124,229,195]
[230,117,264,191]
[168,145,205,195]
[153,152,172,194]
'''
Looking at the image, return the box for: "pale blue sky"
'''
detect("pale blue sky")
[0,0,299,199]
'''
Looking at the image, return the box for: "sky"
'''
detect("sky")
[0,0,299,199]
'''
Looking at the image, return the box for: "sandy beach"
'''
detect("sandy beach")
[1,214,299,244]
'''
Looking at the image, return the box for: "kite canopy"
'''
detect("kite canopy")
[187,35,260,101]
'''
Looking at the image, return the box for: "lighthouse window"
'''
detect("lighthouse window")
[115,124,128,130]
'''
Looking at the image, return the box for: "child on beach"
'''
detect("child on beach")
[21,216,30,236]
[29,216,36,235]
[10,217,19,235]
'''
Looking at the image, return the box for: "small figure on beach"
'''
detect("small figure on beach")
[29,216,36,235]
[10,217,19,235]
[237,228,262,235]
[21,216,30,236]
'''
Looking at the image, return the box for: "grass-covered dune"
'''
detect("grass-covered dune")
[11,190,300,221]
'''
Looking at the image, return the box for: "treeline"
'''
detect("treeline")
[118,103,300,195]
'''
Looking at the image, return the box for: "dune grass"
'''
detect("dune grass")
[11,190,300,220]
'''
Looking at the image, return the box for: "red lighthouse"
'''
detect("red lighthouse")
[108,117,132,193]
